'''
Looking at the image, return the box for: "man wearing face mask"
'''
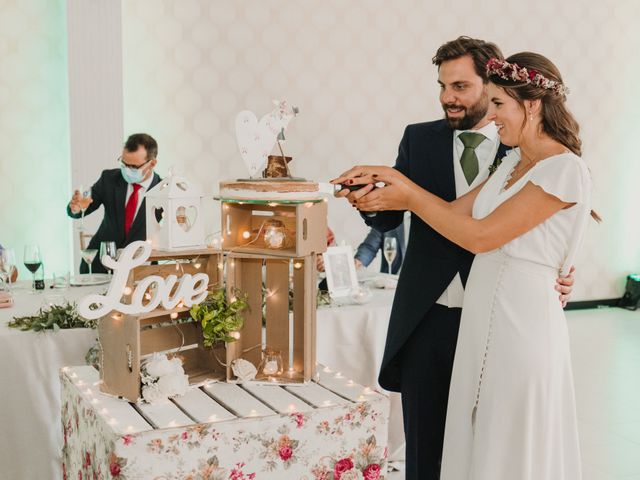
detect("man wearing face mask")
[67,133,161,274]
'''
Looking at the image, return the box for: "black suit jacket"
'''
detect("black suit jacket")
[67,169,161,274]
[371,120,508,392]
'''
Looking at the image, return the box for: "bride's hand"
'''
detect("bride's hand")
[330,166,403,203]
[353,169,419,212]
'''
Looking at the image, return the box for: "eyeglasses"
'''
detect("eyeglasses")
[117,156,151,170]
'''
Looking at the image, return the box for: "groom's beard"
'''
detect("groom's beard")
[443,94,489,130]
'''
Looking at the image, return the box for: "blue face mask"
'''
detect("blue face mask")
[120,164,146,184]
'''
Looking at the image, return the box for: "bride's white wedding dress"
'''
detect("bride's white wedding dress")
[440,149,591,480]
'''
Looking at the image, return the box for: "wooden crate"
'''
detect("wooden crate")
[61,365,390,479]
[98,248,224,401]
[221,199,328,257]
[225,252,317,383]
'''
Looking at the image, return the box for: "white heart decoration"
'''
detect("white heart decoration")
[235,101,297,178]
[176,205,198,232]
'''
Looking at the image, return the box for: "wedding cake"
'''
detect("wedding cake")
[219,179,323,201]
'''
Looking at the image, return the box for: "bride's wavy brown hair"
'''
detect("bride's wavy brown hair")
[489,52,600,221]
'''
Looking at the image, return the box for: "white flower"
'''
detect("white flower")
[340,470,364,480]
[157,373,189,397]
[231,358,257,382]
[144,353,175,378]
[168,356,185,375]
[142,383,168,404]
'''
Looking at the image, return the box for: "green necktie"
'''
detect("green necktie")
[458,132,486,185]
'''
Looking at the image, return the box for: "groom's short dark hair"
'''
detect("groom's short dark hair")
[432,36,503,82]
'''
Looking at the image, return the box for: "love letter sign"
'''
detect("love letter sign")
[78,241,209,320]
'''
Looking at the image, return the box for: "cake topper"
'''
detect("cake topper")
[235,100,299,178]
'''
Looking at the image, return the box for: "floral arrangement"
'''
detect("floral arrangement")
[8,301,96,332]
[140,353,189,403]
[189,289,249,347]
[486,58,570,96]
[311,435,386,480]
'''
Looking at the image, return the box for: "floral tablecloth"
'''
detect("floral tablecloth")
[61,369,390,479]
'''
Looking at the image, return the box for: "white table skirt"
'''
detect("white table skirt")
[316,288,405,462]
[0,282,402,479]
[0,283,101,480]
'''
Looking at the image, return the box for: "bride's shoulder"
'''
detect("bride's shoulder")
[535,151,588,174]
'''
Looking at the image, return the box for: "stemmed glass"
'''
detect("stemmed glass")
[81,249,98,281]
[99,241,117,277]
[23,244,42,293]
[76,185,92,231]
[0,248,16,291]
[383,236,398,274]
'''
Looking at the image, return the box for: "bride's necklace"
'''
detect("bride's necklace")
[503,152,537,191]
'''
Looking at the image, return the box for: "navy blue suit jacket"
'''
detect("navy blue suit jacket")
[67,169,161,273]
[369,120,508,391]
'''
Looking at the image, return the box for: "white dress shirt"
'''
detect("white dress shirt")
[124,173,154,220]
[435,122,500,308]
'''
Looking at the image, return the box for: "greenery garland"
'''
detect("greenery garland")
[8,302,96,332]
[189,289,249,347]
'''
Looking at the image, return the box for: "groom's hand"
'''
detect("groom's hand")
[556,266,575,308]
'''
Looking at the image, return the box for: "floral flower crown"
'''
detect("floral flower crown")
[486,58,570,96]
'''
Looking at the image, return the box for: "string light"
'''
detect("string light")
[194,263,201,269]
[242,231,251,239]
[123,287,132,295]
[170,312,178,319]
[293,262,302,270]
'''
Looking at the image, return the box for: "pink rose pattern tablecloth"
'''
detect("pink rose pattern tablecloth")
[61,373,389,479]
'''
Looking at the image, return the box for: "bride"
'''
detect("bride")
[332,52,595,480]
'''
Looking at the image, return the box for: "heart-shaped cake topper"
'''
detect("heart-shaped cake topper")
[235,100,299,178]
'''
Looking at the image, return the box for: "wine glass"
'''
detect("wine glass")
[23,244,42,293]
[81,249,98,281]
[383,236,397,274]
[0,247,16,291]
[99,241,117,276]
[76,185,92,231]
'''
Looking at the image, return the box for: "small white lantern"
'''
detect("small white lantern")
[145,175,205,250]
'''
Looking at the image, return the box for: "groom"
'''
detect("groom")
[336,37,574,479]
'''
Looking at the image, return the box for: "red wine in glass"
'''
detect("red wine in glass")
[23,244,42,293]
[24,262,42,273]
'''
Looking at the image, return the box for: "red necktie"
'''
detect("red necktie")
[124,183,142,236]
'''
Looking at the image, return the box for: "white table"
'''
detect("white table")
[316,287,405,462]
[0,282,102,480]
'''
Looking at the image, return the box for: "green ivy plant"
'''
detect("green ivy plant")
[189,289,249,347]
[8,302,96,332]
